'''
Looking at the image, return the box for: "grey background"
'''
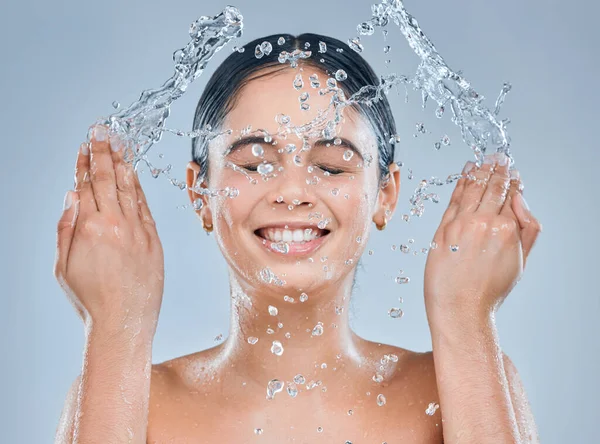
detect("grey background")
[1,0,598,442]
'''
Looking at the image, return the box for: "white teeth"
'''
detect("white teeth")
[292,230,304,242]
[261,228,322,243]
[282,230,293,243]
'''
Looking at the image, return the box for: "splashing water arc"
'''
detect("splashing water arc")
[86,0,513,218]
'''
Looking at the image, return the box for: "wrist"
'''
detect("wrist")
[428,310,498,348]
[85,317,155,351]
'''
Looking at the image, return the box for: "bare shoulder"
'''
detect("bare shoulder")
[358,344,441,421]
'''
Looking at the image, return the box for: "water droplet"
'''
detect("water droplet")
[287,383,298,398]
[435,106,445,118]
[277,36,285,45]
[317,426,323,433]
[426,402,440,416]
[331,188,339,196]
[430,240,439,249]
[348,37,364,52]
[377,394,387,406]
[299,92,309,102]
[214,333,223,341]
[293,374,306,385]
[312,323,324,336]
[268,305,278,316]
[434,142,441,150]
[309,73,320,88]
[357,22,375,36]
[343,149,354,161]
[255,45,264,59]
[394,277,410,285]
[347,409,353,416]
[112,101,120,109]
[252,144,264,157]
[255,428,263,435]
[276,196,284,203]
[368,250,374,255]
[271,340,284,356]
[284,143,297,154]
[383,45,391,54]
[388,307,404,319]
[247,336,259,345]
[271,241,290,254]
[293,155,303,167]
[450,244,459,252]
[372,374,384,383]
[261,41,273,55]
[300,293,308,302]
[335,69,348,81]
[326,78,337,88]
[266,328,275,334]
[266,379,284,399]
[193,199,203,210]
[442,135,450,145]
[257,163,274,175]
[293,74,304,90]
[300,103,310,111]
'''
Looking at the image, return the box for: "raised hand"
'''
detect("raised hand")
[54,124,165,339]
[423,152,542,327]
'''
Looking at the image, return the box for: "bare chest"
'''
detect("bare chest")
[147,388,443,443]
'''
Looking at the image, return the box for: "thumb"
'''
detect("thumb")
[512,193,542,269]
[54,190,80,280]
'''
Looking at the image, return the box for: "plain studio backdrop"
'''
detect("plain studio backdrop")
[1,0,598,442]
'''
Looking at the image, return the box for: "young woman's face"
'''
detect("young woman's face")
[190,67,398,297]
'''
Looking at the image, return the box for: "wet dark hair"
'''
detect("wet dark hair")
[191,32,397,185]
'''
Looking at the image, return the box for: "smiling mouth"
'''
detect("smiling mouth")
[253,227,331,255]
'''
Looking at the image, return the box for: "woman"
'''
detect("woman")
[54,33,542,443]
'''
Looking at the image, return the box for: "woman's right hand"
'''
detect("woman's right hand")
[54,124,165,339]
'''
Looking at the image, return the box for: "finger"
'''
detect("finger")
[500,169,522,221]
[439,161,474,226]
[511,193,542,269]
[132,167,158,234]
[88,124,121,214]
[74,141,98,215]
[54,190,81,280]
[109,134,139,223]
[458,153,495,213]
[478,153,511,214]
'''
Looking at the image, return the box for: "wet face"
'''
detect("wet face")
[187,66,399,298]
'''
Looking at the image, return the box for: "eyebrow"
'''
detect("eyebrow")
[224,135,364,160]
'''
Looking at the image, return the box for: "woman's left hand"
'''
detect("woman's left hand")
[423,152,542,328]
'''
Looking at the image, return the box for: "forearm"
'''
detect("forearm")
[72,324,153,444]
[430,314,520,444]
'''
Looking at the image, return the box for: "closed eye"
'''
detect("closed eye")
[316,164,344,175]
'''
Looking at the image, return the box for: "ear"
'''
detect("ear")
[374,162,401,226]
[186,161,213,225]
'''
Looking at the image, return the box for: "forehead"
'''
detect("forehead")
[219,67,376,152]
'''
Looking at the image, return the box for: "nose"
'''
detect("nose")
[266,157,316,208]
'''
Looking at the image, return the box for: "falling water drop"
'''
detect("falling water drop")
[271,341,284,356]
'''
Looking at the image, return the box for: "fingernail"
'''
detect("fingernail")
[93,125,107,142]
[510,169,520,180]
[496,152,508,166]
[462,161,475,174]
[109,134,121,152]
[519,193,530,211]
[63,191,73,210]
[483,154,494,165]
[80,142,89,155]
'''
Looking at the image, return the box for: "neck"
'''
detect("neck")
[216,269,367,389]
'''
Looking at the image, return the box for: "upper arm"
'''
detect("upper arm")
[502,353,540,444]
[54,375,81,444]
